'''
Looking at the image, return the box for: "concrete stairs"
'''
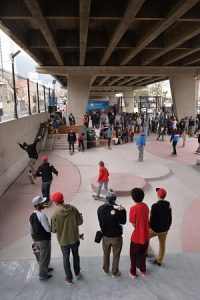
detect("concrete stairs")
[52,134,78,150]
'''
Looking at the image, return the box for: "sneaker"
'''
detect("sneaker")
[140,271,146,277]
[153,260,162,267]
[103,270,110,275]
[48,268,54,273]
[112,271,121,278]
[39,274,52,280]
[75,272,81,279]
[65,278,73,286]
[128,271,137,279]
[93,195,100,200]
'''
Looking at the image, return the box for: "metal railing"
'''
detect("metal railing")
[0,70,54,122]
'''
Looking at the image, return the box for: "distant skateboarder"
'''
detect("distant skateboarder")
[18,136,41,173]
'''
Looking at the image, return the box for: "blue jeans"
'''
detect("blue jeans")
[96,181,108,197]
[61,241,80,280]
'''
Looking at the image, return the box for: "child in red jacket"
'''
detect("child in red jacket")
[93,161,109,200]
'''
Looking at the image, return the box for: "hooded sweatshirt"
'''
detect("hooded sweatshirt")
[97,202,126,237]
[51,204,83,246]
[150,200,172,233]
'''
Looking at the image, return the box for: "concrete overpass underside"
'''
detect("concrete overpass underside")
[1,0,200,118]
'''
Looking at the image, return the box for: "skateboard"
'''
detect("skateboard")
[92,195,106,202]
[28,170,35,184]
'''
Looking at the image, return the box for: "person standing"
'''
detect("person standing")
[51,192,83,285]
[29,196,53,280]
[83,113,89,128]
[136,132,146,162]
[67,128,77,154]
[149,188,172,266]
[93,161,109,200]
[78,132,85,152]
[97,189,126,277]
[195,129,200,154]
[18,136,41,172]
[105,126,112,150]
[129,188,149,278]
[68,113,76,126]
[170,129,180,156]
[35,156,58,203]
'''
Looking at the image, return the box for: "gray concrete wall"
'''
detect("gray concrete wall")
[0,113,49,196]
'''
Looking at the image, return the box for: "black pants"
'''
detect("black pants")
[42,180,52,201]
[78,140,84,151]
[172,141,178,155]
[69,142,75,152]
[108,138,111,147]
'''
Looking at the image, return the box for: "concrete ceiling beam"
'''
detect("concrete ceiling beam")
[127,76,152,85]
[162,47,200,65]
[182,53,200,65]
[120,0,200,65]
[142,22,200,65]
[24,0,63,66]
[98,76,110,86]
[100,0,146,65]
[90,86,133,92]
[36,66,200,76]
[136,76,168,86]
[108,76,124,86]
[118,77,140,86]
[79,0,91,65]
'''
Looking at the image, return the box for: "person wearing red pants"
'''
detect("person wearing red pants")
[129,188,149,278]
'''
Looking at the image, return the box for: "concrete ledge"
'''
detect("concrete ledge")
[91,172,146,196]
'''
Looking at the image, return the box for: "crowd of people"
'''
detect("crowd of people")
[20,109,200,286]
[29,179,172,284]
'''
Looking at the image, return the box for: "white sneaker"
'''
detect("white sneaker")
[112,271,121,278]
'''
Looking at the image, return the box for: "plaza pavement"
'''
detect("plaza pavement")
[0,133,200,299]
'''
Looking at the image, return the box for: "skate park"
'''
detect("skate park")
[1,0,200,299]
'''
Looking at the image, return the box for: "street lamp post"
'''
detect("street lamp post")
[11,50,21,119]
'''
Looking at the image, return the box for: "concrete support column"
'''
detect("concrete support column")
[170,76,196,120]
[123,90,134,113]
[67,75,92,125]
[108,92,116,106]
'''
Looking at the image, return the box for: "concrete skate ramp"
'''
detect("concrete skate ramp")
[1,254,200,300]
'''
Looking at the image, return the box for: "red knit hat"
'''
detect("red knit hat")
[42,155,48,161]
[50,192,64,203]
[156,188,167,199]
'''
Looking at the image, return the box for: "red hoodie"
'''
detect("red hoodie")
[98,166,109,182]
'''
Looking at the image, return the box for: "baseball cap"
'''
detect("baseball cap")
[51,192,64,204]
[106,189,117,203]
[32,196,46,206]
[156,188,167,199]
[42,155,48,161]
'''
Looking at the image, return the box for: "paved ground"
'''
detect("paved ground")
[0,133,200,299]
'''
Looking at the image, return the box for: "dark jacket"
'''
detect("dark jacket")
[19,137,40,159]
[150,200,172,233]
[29,212,51,241]
[97,203,126,238]
[67,132,77,143]
[35,161,58,182]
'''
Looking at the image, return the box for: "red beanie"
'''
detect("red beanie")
[42,155,48,161]
[50,192,64,204]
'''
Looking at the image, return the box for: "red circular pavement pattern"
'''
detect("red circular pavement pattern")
[181,199,200,252]
[145,139,198,165]
[91,172,146,196]
[0,153,81,250]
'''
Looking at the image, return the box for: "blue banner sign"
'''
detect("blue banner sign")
[86,100,109,111]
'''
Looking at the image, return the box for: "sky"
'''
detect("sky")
[0,29,55,85]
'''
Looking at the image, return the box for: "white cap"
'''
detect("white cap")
[32,196,46,206]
